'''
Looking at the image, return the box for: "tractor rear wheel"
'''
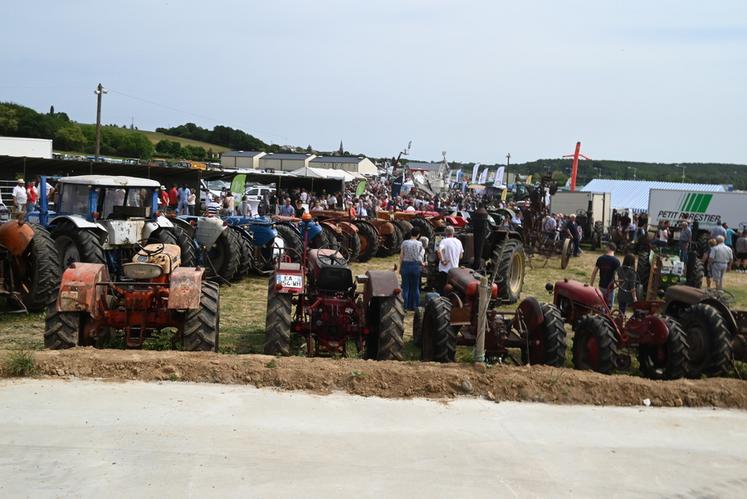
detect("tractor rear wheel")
[377,223,402,257]
[420,296,456,362]
[409,218,434,244]
[489,239,525,304]
[677,303,732,377]
[521,302,567,367]
[686,255,704,288]
[341,231,361,261]
[17,224,61,312]
[205,230,240,281]
[393,220,414,240]
[321,225,339,250]
[264,278,292,356]
[636,252,651,296]
[44,308,81,349]
[167,226,197,267]
[572,314,618,374]
[275,224,303,262]
[182,281,220,351]
[365,295,405,360]
[52,224,105,271]
[412,306,425,347]
[354,221,379,262]
[637,317,689,380]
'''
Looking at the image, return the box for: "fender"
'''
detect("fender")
[49,215,109,244]
[320,220,342,236]
[169,216,196,236]
[0,219,34,256]
[516,296,544,330]
[155,215,174,228]
[57,262,110,318]
[142,216,175,240]
[363,270,400,305]
[336,221,358,236]
[168,267,205,310]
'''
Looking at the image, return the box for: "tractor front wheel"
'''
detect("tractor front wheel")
[572,314,618,374]
[522,302,567,367]
[420,296,456,362]
[637,317,689,380]
[489,239,525,304]
[678,303,732,377]
[264,278,292,356]
[182,281,220,351]
[365,295,405,361]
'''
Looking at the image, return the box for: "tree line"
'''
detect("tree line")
[155,122,284,153]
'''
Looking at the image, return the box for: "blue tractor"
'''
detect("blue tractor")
[28,175,195,278]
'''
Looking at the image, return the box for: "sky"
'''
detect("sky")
[1,0,746,164]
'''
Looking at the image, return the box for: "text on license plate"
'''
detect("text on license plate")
[277,274,302,289]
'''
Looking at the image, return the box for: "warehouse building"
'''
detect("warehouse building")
[220,150,266,169]
[309,156,378,176]
[259,153,316,172]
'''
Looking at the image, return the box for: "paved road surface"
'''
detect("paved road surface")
[0,379,745,498]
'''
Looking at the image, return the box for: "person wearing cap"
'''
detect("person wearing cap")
[159,186,169,209]
[708,235,733,290]
[12,179,27,216]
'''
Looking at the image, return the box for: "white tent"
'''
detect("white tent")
[288,166,360,182]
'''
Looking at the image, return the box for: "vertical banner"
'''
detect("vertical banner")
[478,167,488,184]
[355,180,367,196]
[230,174,246,195]
[455,169,463,183]
[495,166,505,185]
[471,163,481,183]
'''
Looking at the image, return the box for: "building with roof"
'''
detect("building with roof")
[259,153,316,172]
[220,150,266,169]
[309,156,378,176]
[581,179,726,213]
[406,161,448,172]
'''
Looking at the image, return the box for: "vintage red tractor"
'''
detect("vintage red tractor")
[263,241,405,360]
[549,271,688,379]
[45,242,219,351]
[416,267,566,366]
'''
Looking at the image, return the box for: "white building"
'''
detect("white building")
[259,153,316,172]
[0,136,53,159]
[309,156,378,176]
[220,150,266,169]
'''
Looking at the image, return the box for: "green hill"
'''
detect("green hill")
[140,130,229,154]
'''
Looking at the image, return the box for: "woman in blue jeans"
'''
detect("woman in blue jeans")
[399,227,425,311]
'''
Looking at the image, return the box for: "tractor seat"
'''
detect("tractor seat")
[316,266,354,294]
[132,243,181,274]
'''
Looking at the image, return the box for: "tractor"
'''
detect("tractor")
[263,214,405,360]
[661,286,745,378]
[311,210,399,261]
[28,175,194,277]
[636,246,704,297]
[416,267,566,366]
[45,242,219,351]
[548,270,689,380]
[0,219,60,312]
[174,214,244,281]
[224,215,285,276]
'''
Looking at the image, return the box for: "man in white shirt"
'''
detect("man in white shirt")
[12,179,27,215]
[708,235,733,290]
[436,226,464,293]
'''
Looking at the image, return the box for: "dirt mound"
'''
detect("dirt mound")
[3,349,745,409]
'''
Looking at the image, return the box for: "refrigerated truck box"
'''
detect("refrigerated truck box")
[648,189,747,232]
[550,191,612,228]
[0,136,53,159]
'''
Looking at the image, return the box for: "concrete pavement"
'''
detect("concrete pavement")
[0,379,745,498]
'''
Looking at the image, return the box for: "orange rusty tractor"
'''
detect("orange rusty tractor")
[0,220,60,312]
[45,242,219,351]
[311,210,399,261]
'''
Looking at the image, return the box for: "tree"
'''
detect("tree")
[49,105,55,115]
[54,125,86,151]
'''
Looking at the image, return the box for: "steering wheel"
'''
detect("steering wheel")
[135,240,164,257]
[317,240,349,267]
[613,266,638,293]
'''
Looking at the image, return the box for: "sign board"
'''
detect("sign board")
[648,189,747,232]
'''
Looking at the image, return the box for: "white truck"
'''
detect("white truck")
[550,191,612,248]
[648,189,747,235]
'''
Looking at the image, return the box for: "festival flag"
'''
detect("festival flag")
[230,174,246,195]
[495,166,505,185]
[478,167,488,184]
[471,163,481,183]
[355,180,367,196]
[455,169,463,183]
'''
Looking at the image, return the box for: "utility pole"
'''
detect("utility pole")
[677,163,686,182]
[629,166,637,180]
[94,83,107,162]
[505,152,511,185]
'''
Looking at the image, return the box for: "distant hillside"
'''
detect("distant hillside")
[155,122,284,154]
[140,130,230,154]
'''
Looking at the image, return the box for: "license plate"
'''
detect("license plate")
[277,274,303,289]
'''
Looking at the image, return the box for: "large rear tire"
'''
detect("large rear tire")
[341,231,361,262]
[377,223,402,257]
[44,308,81,349]
[420,296,456,363]
[275,224,303,263]
[686,256,704,289]
[354,221,379,262]
[205,230,240,281]
[489,239,525,304]
[17,224,61,312]
[52,224,105,271]
[522,302,567,367]
[412,306,425,347]
[365,295,405,361]
[182,281,220,351]
[572,314,618,374]
[264,278,292,356]
[677,303,732,377]
[409,218,435,244]
[393,220,414,240]
[636,252,651,296]
[637,317,689,380]
[168,226,197,267]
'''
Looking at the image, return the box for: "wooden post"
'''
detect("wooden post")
[474,275,489,363]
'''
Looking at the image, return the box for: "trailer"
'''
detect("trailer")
[550,191,612,248]
[648,189,747,234]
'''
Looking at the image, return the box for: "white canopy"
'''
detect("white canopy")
[287,166,360,182]
[57,175,161,188]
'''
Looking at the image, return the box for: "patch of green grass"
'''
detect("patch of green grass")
[140,131,230,153]
[3,350,36,377]
[265,359,277,368]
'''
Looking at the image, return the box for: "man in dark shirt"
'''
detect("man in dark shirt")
[566,214,581,256]
[590,242,620,306]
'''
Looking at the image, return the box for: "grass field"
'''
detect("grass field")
[140,130,230,154]
[1,249,745,375]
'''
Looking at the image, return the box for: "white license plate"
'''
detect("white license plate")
[277,274,303,289]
